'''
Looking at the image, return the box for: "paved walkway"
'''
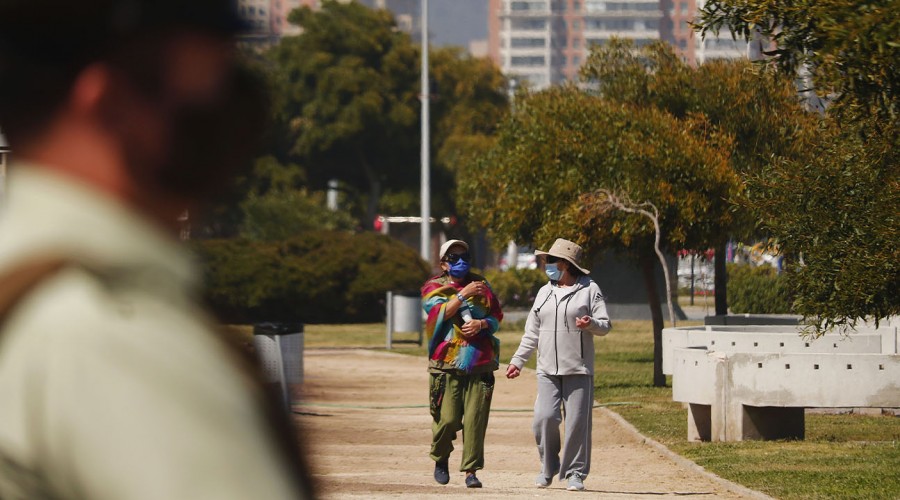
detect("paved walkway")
[293,349,770,499]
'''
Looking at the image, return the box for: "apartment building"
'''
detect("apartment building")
[237,0,312,41]
[359,0,420,35]
[489,0,745,89]
[489,0,663,89]
[692,0,745,64]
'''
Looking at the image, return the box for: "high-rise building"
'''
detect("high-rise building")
[237,0,313,42]
[489,0,745,89]
[489,0,663,89]
[691,0,745,64]
[359,0,421,39]
[239,0,420,44]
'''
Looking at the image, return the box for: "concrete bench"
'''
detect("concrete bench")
[662,325,898,375]
[671,347,900,441]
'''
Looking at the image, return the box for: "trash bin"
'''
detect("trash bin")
[253,322,304,409]
[386,291,423,349]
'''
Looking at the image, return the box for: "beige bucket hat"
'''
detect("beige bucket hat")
[535,238,590,274]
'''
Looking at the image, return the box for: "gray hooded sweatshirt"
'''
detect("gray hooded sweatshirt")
[509,275,611,376]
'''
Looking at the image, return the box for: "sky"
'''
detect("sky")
[427,0,488,48]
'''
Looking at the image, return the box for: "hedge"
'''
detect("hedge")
[726,262,793,314]
[192,231,431,324]
[483,268,548,309]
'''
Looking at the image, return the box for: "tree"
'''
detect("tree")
[428,47,509,218]
[748,118,899,332]
[265,1,508,227]
[695,2,900,330]
[696,0,900,122]
[268,1,420,226]
[580,39,816,315]
[459,86,739,386]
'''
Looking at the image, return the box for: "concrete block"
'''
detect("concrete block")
[671,347,900,442]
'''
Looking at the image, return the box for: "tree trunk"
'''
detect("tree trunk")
[714,241,728,316]
[641,253,666,387]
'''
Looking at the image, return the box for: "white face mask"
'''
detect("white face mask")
[545,263,562,281]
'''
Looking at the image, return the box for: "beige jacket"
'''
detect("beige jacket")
[0,165,304,499]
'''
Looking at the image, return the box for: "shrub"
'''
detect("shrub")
[726,263,793,314]
[483,268,548,309]
[192,231,430,324]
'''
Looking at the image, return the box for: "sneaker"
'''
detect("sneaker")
[433,459,449,485]
[534,474,552,488]
[465,473,482,488]
[566,473,585,491]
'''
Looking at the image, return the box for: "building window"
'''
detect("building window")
[585,19,635,30]
[511,1,547,11]
[572,55,581,65]
[681,2,688,14]
[511,55,547,67]
[571,20,580,30]
[511,37,547,48]
[511,19,548,30]
[572,37,581,48]
[588,1,659,12]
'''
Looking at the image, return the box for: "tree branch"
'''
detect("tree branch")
[594,189,676,327]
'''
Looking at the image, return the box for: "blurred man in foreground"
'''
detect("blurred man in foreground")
[0,1,312,498]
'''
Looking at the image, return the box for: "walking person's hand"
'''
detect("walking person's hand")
[506,364,521,379]
[461,281,486,299]
[575,315,592,329]
[460,319,483,338]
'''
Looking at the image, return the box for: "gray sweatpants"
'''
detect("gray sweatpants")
[533,373,593,480]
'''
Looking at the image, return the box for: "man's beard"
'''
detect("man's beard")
[104,66,269,201]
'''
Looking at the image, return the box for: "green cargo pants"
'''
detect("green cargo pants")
[429,370,495,471]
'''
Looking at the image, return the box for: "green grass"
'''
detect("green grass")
[235,319,900,499]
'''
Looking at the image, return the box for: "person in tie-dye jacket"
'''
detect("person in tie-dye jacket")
[421,239,503,489]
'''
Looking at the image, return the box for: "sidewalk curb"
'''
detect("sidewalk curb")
[599,407,775,500]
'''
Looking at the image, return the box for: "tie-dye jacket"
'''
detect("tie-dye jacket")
[421,272,503,374]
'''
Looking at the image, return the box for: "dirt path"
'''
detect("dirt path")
[294,349,769,499]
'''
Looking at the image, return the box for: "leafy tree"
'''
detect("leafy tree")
[580,39,816,315]
[695,3,900,330]
[748,118,899,331]
[696,0,900,121]
[428,47,509,219]
[268,1,420,225]
[265,1,508,227]
[459,86,739,385]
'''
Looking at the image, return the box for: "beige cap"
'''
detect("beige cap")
[535,238,590,274]
[439,239,469,260]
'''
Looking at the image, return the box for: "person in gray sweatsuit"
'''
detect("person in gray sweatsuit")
[506,238,612,492]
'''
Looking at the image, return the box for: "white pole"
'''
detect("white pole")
[420,0,431,263]
[326,179,339,211]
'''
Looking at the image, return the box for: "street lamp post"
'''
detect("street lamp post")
[420,0,431,264]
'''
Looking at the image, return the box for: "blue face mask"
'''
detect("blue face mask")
[448,259,470,278]
[545,263,562,281]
